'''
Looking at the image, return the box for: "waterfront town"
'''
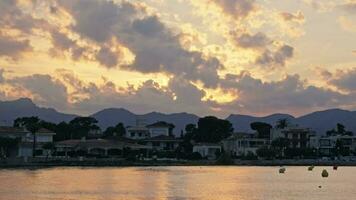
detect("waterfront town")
[1,115,356,167]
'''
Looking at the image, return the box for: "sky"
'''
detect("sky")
[0,0,355,118]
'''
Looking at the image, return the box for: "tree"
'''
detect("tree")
[42,142,55,158]
[256,146,276,159]
[185,124,197,135]
[194,116,233,143]
[14,116,41,157]
[337,123,346,135]
[275,118,289,129]
[54,122,72,141]
[326,123,353,136]
[250,122,272,139]
[0,137,19,158]
[69,117,100,139]
[271,138,290,157]
[104,122,126,137]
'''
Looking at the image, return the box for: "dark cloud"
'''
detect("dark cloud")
[58,0,222,88]
[95,47,120,68]
[329,68,356,92]
[0,69,4,83]
[9,74,69,111]
[255,45,294,67]
[0,35,31,59]
[232,32,271,49]
[279,11,305,23]
[212,0,257,19]
[220,72,353,115]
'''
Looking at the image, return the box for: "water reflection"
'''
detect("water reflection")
[0,166,356,200]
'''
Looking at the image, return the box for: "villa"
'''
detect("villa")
[0,126,56,157]
[55,138,152,157]
[193,143,222,159]
[270,125,316,148]
[222,132,269,157]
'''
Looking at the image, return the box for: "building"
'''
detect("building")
[55,138,151,157]
[126,121,174,140]
[146,121,172,137]
[0,126,55,157]
[222,132,269,157]
[193,143,222,159]
[309,135,356,156]
[126,126,149,139]
[139,135,182,152]
[270,125,316,148]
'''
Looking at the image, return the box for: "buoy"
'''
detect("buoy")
[322,169,329,178]
[279,167,286,174]
[333,165,338,170]
[308,166,314,171]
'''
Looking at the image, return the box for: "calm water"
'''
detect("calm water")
[0,166,355,200]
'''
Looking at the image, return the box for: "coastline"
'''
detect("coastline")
[1,159,356,169]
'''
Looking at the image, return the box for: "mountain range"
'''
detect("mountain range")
[1,98,356,136]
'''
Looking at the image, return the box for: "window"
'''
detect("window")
[130,132,135,137]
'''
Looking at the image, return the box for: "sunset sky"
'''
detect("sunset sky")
[0,0,355,118]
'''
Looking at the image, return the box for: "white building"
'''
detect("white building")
[126,126,149,139]
[0,126,55,157]
[270,125,316,148]
[126,121,173,139]
[222,133,269,157]
[193,143,222,159]
[309,135,356,156]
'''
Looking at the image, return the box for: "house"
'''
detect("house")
[193,143,222,159]
[270,125,316,148]
[0,126,55,157]
[55,138,152,157]
[309,135,356,156]
[126,126,150,139]
[222,132,269,157]
[138,135,182,151]
[146,121,173,137]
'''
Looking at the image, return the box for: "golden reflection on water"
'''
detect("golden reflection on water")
[1,166,356,200]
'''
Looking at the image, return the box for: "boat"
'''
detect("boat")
[322,169,329,178]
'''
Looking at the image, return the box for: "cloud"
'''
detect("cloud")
[211,0,257,19]
[329,68,356,92]
[339,1,356,14]
[0,34,32,59]
[0,69,4,83]
[7,74,69,111]
[338,16,356,32]
[219,72,353,115]
[231,32,271,49]
[255,45,294,68]
[95,47,120,68]
[279,11,305,24]
[57,0,222,88]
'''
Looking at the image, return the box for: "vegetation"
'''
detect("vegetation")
[193,116,233,143]
[14,116,41,157]
[0,137,19,158]
[250,122,272,139]
[326,123,353,136]
[275,118,290,129]
[103,122,126,138]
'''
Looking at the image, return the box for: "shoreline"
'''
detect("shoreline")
[1,159,356,169]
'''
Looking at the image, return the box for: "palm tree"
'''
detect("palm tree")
[276,118,289,129]
[14,117,41,157]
